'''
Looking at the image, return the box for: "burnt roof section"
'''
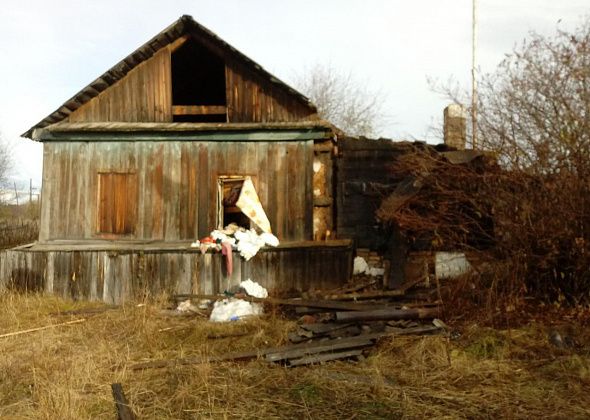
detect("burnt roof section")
[23,15,317,139]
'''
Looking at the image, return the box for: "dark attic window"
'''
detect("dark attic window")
[171,39,227,122]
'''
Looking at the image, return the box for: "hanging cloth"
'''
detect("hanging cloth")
[236,177,272,233]
[221,241,233,276]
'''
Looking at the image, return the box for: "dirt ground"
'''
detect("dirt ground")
[1,292,589,419]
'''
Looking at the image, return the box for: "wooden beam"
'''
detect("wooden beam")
[265,336,374,363]
[167,34,190,53]
[172,105,227,115]
[111,383,136,420]
[288,349,364,367]
[0,318,86,339]
[335,307,440,323]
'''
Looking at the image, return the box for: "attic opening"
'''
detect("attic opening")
[171,38,227,122]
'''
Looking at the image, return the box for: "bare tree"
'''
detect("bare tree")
[478,22,590,177]
[380,18,590,304]
[0,131,11,190]
[294,64,388,137]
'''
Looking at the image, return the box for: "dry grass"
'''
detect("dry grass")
[1,292,589,419]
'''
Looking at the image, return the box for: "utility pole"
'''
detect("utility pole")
[472,0,478,149]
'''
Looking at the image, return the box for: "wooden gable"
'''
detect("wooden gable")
[24,15,317,137]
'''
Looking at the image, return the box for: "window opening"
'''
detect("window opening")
[171,38,227,122]
[217,177,251,229]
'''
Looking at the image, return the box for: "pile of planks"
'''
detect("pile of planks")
[171,279,445,366]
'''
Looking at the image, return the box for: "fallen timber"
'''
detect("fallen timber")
[131,333,385,370]
[335,307,440,323]
[111,383,136,420]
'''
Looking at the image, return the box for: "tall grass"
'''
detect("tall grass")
[1,292,589,418]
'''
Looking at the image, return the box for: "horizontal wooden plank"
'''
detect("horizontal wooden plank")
[265,336,375,362]
[172,105,227,115]
[26,239,352,252]
[288,349,364,367]
[36,129,330,142]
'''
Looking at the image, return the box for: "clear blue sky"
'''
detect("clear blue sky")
[0,0,587,187]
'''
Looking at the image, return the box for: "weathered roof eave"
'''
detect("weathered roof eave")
[32,121,335,142]
[22,15,318,139]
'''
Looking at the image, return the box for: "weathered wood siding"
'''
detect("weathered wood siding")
[62,45,315,125]
[225,61,316,123]
[0,244,352,304]
[39,140,313,242]
[67,49,173,123]
[336,138,415,249]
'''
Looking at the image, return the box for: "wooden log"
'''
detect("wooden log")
[111,383,136,420]
[335,307,440,323]
[288,349,364,367]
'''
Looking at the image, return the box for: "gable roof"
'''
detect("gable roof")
[23,15,317,139]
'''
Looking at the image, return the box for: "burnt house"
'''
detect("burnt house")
[0,15,350,302]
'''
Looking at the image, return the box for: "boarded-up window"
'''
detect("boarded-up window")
[97,172,137,235]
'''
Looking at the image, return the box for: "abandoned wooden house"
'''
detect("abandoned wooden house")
[0,16,477,304]
[0,15,351,302]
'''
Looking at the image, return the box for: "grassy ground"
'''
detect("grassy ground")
[1,293,589,419]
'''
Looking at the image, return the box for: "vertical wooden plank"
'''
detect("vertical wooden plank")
[304,140,314,240]
[162,48,173,122]
[57,144,71,239]
[175,253,191,295]
[152,144,164,239]
[46,252,54,293]
[200,253,213,295]
[75,142,88,238]
[125,174,138,234]
[274,143,287,240]
[198,143,211,237]
[225,65,232,122]
[286,142,299,241]
[179,144,188,238]
[39,144,53,241]
[263,143,276,235]
[189,142,199,239]
[164,142,181,240]
[85,142,97,238]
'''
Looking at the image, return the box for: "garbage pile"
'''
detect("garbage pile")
[191,223,280,275]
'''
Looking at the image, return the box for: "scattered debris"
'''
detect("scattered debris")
[209,298,263,322]
[353,256,385,277]
[191,224,279,261]
[176,299,200,313]
[240,278,269,298]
